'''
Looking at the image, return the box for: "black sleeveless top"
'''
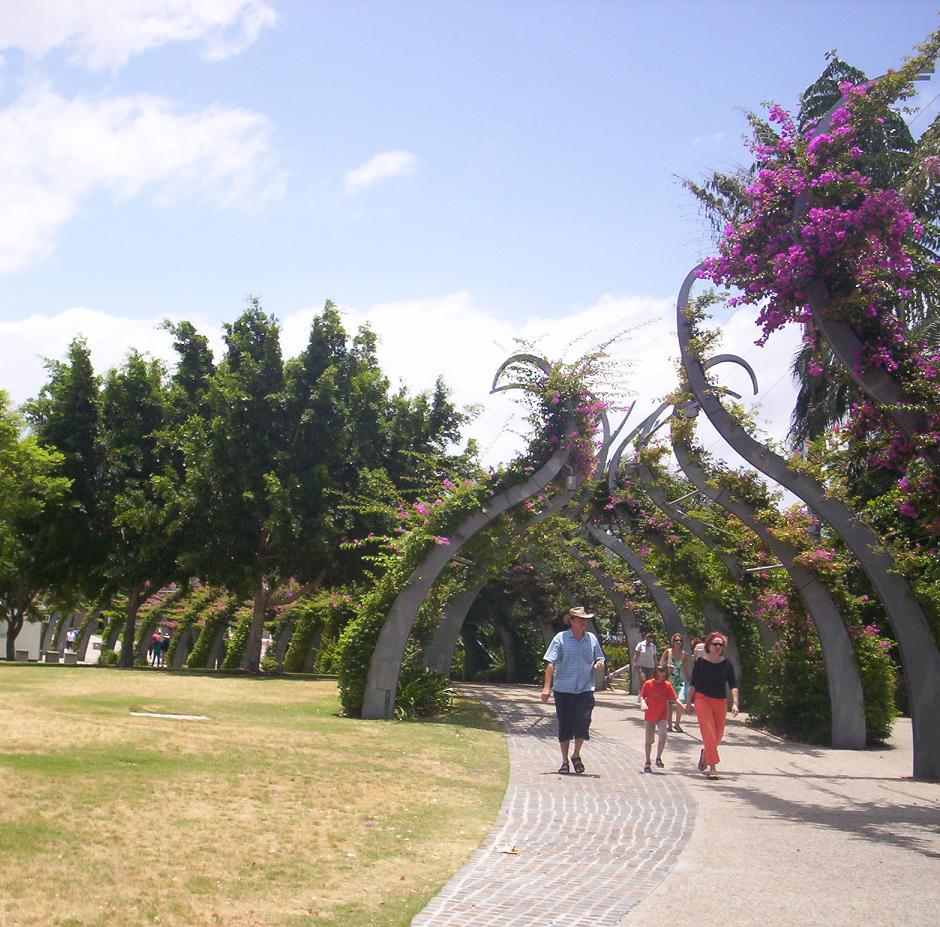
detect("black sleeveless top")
[689,657,736,699]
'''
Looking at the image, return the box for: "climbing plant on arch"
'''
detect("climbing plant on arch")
[688,35,940,777]
[336,352,611,719]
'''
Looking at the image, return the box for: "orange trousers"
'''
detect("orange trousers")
[695,693,727,767]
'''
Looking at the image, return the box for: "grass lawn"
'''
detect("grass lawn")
[0,665,508,927]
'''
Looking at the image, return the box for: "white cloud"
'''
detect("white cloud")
[692,131,727,148]
[0,84,285,273]
[1,289,801,477]
[0,0,278,71]
[1,308,179,399]
[284,289,801,471]
[344,150,417,194]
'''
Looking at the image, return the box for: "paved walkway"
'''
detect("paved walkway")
[412,685,940,927]
[413,685,695,927]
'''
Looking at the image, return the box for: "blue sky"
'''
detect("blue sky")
[2,1,939,465]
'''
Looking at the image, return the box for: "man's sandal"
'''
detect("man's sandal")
[558,761,570,774]
[572,756,585,774]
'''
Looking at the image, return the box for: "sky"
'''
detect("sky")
[1,0,939,471]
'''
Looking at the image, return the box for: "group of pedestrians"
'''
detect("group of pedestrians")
[541,608,738,780]
[150,629,170,667]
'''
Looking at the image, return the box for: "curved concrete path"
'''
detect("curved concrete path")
[413,685,696,927]
[413,685,940,927]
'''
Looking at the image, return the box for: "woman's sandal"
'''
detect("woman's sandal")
[697,749,706,772]
[707,772,720,780]
[674,724,684,734]
[558,760,570,774]
[572,755,585,774]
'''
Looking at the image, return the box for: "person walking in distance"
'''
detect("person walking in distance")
[687,632,739,780]
[633,631,658,700]
[541,607,606,775]
[661,633,690,733]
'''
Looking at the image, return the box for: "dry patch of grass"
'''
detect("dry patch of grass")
[0,665,507,927]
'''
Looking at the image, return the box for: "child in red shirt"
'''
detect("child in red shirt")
[640,664,685,772]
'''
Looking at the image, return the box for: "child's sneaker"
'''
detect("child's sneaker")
[655,758,665,768]
[643,762,652,773]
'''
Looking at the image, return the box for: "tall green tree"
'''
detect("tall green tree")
[23,338,105,600]
[98,351,179,666]
[178,300,303,671]
[0,393,70,659]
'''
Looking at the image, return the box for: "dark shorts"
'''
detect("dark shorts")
[553,690,595,742]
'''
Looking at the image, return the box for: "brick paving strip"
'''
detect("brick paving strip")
[412,684,696,927]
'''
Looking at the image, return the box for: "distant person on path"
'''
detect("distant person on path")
[690,636,705,661]
[634,632,658,698]
[541,606,606,775]
[687,632,739,780]
[159,632,170,667]
[640,664,685,772]
[65,627,78,652]
[661,633,690,733]
[150,631,161,667]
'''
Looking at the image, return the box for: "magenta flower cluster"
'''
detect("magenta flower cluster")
[701,86,918,351]
[701,84,940,534]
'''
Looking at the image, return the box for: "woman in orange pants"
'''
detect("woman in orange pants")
[686,632,739,779]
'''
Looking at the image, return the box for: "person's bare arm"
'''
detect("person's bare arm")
[540,663,554,703]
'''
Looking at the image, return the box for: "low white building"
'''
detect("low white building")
[0,619,42,661]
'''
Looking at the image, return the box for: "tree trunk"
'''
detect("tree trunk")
[4,607,25,661]
[118,587,142,668]
[242,577,269,673]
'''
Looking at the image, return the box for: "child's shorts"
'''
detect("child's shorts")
[644,719,667,745]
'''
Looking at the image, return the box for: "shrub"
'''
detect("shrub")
[394,665,454,719]
[186,595,238,668]
[98,649,119,666]
[854,632,898,743]
[221,608,252,669]
[260,650,282,674]
[749,627,831,744]
[604,644,630,672]
[749,622,897,745]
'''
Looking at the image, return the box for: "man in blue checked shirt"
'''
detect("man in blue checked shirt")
[540,606,605,775]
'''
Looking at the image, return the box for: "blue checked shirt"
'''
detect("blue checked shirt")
[543,629,605,694]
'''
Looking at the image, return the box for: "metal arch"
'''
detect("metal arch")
[675,262,940,776]
[668,415,866,748]
[491,350,630,486]
[607,402,671,491]
[605,353,757,492]
[490,352,553,395]
[703,354,759,396]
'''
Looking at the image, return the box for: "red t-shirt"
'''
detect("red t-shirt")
[641,679,677,722]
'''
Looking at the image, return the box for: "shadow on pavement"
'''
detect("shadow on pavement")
[715,780,940,859]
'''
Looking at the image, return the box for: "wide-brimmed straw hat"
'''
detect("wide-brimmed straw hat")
[567,606,594,620]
